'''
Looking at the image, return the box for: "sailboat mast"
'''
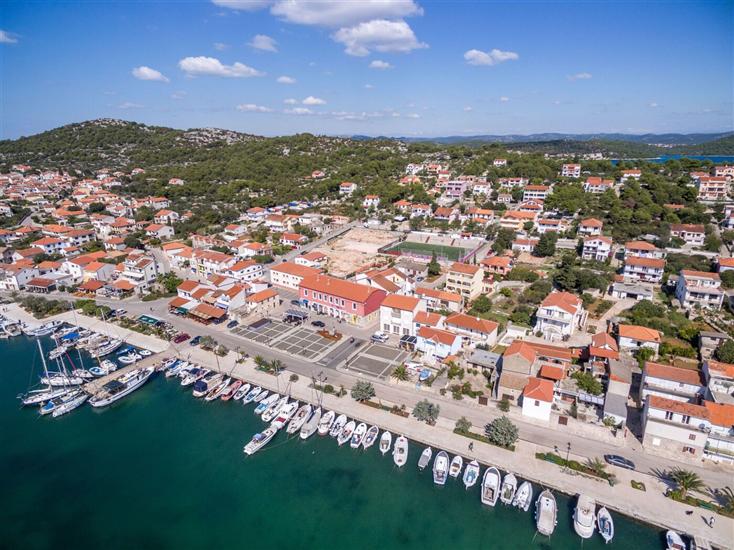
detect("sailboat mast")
[38,339,50,381]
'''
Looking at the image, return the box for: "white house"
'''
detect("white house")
[226,260,264,283]
[444,313,499,347]
[617,324,661,356]
[339,182,357,196]
[582,236,612,262]
[641,395,708,457]
[415,326,462,360]
[670,224,705,247]
[675,270,724,311]
[583,177,613,194]
[362,195,381,209]
[702,359,734,403]
[578,218,603,237]
[522,185,550,202]
[561,164,581,178]
[379,293,426,337]
[641,361,704,403]
[270,262,321,290]
[533,291,587,341]
[624,241,666,260]
[521,377,554,422]
[623,256,665,283]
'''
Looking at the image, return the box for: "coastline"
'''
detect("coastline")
[6,304,733,549]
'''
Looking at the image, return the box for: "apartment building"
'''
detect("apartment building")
[533,291,587,341]
[675,270,724,310]
[623,256,665,283]
[443,262,484,301]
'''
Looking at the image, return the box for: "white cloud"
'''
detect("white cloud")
[283,98,298,105]
[276,75,296,84]
[236,103,273,112]
[463,106,473,112]
[285,107,314,115]
[249,34,278,52]
[369,60,393,70]
[178,56,263,78]
[405,113,420,119]
[211,0,272,11]
[0,30,18,44]
[270,0,422,27]
[118,102,143,109]
[171,91,187,100]
[332,19,427,56]
[499,96,510,102]
[131,66,170,83]
[649,102,659,108]
[213,42,229,51]
[464,48,518,66]
[364,83,375,89]
[302,96,326,105]
[567,72,592,81]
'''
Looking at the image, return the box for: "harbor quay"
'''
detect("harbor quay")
[6,305,733,549]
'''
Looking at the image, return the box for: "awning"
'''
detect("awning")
[284,309,308,319]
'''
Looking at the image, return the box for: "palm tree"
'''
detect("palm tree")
[391,365,409,381]
[254,355,266,369]
[270,359,284,374]
[586,457,607,477]
[669,468,706,498]
[715,486,734,514]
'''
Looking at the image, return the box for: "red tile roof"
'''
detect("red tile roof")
[645,362,702,385]
[523,378,554,402]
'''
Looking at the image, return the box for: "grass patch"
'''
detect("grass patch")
[666,489,733,518]
[387,240,466,261]
[535,452,616,486]
[631,480,646,491]
[454,428,516,452]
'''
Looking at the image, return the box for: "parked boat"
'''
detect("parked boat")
[512,481,533,512]
[39,389,82,415]
[393,435,408,467]
[48,344,69,360]
[252,389,269,404]
[480,467,501,506]
[350,423,367,449]
[51,391,89,418]
[597,506,614,544]
[362,425,379,449]
[192,373,222,398]
[27,321,63,336]
[432,451,449,485]
[118,352,142,365]
[286,404,312,434]
[318,410,336,435]
[70,368,94,380]
[300,407,321,440]
[573,494,596,539]
[329,414,347,438]
[337,420,356,446]
[263,395,290,422]
[242,386,262,404]
[449,455,463,478]
[271,401,299,430]
[233,382,251,401]
[205,377,231,402]
[500,473,518,505]
[418,447,433,470]
[462,460,480,489]
[221,380,243,401]
[19,386,70,406]
[535,490,557,537]
[666,531,687,550]
[181,367,208,387]
[88,367,155,407]
[243,426,278,455]
[139,349,152,357]
[41,372,84,387]
[89,339,123,358]
[254,393,279,415]
[379,431,393,455]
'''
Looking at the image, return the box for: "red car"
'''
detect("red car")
[173,332,190,344]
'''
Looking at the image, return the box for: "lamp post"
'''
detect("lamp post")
[564,441,571,472]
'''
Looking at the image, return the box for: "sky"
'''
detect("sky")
[0,0,732,139]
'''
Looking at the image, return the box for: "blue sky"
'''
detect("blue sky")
[1,1,732,139]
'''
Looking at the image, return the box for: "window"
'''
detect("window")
[682,415,690,424]
[534,400,540,407]
[665,411,674,421]
[303,290,308,297]
[688,434,696,441]
[352,302,357,311]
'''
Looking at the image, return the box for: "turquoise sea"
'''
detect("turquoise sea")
[1,336,667,549]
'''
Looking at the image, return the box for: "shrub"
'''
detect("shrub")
[412,399,440,424]
[498,397,510,412]
[289,373,299,382]
[350,380,376,401]
[484,416,518,448]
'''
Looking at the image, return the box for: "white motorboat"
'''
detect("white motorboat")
[118,352,142,365]
[449,455,463,478]
[432,451,449,485]
[252,389,269,403]
[418,447,433,470]
[48,344,69,360]
[88,367,155,407]
[286,404,312,434]
[181,367,209,387]
[500,473,518,505]
[70,368,94,380]
[220,380,242,401]
[512,481,533,512]
[89,339,123,358]
[242,386,262,404]
[318,410,336,435]
[254,393,279,415]
[597,506,614,544]
[535,490,557,537]
[350,423,368,449]
[393,435,408,467]
[481,467,501,507]
[39,389,81,415]
[51,391,88,418]
[379,431,392,455]
[462,460,480,489]
[243,426,278,455]
[329,414,348,438]
[204,377,231,401]
[271,401,299,430]
[337,420,356,446]
[89,359,117,377]
[27,321,63,336]
[262,395,290,422]
[233,383,251,401]
[362,425,379,449]
[192,373,222,398]
[139,349,152,357]
[573,494,596,539]
[666,530,686,550]
[300,407,322,440]
[165,361,184,378]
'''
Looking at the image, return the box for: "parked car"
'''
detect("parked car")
[371,331,389,343]
[190,335,202,346]
[311,320,325,328]
[173,333,190,344]
[290,299,301,306]
[604,454,635,470]
[227,320,239,329]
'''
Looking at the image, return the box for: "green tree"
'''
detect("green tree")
[484,416,518,448]
[427,252,441,277]
[498,397,510,412]
[492,227,515,253]
[350,380,376,402]
[455,416,472,434]
[721,270,734,289]
[586,457,608,476]
[412,399,440,424]
[198,335,216,349]
[534,232,558,257]
[716,486,734,514]
[471,294,493,314]
[669,468,706,498]
[715,340,734,364]
[157,272,183,294]
[571,371,604,395]
[704,233,722,252]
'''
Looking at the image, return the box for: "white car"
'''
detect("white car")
[371,331,389,343]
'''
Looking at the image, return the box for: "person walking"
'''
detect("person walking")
[468,442,474,451]
[709,516,715,528]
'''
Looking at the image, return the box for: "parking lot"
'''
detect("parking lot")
[346,342,409,379]
[233,319,340,360]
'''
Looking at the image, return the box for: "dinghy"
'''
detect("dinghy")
[337,420,356,446]
[500,473,517,505]
[300,407,321,440]
[418,447,433,470]
[379,431,393,455]
[449,455,463,478]
[393,435,408,467]
[286,404,312,434]
[480,467,501,506]
[242,386,262,404]
[597,506,614,544]
[233,382,251,401]
[512,481,533,512]
[221,380,242,401]
[349,422,367,448]
[535,489,557,537]
[253,389,270,404]
[573,494,596,539]
[666,531,686,550]
[432,451,449,485]
[118,352,142,365]
[462,460,480,489]
[329,414,348,438]
[318,410,335,435]
[254,392,278,415]
[362,425,379,449]
[139,349,152,357]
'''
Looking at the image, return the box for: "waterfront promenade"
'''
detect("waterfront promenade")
[6,304,733,548]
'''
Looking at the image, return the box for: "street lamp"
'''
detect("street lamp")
[564,442,571,472]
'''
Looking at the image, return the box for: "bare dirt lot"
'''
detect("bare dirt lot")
[315,227,400,277]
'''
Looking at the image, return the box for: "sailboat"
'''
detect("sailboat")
[462,460,480,489]
[205,377,231,401]
[379,431,392,455]
[51,390,89,418]
[337,420,356,446]
[262,395,289,422]
[329,414,348,438]
[18,340,74,405]
[286,404,312,434]
[40,389,85,416]
[300,407,321,440]
[500,473,518,505]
